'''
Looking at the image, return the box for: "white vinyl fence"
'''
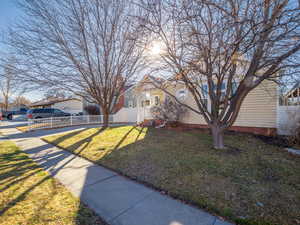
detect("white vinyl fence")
[277,106,300,135]
[28,114,117,131]
[113,108,137,123]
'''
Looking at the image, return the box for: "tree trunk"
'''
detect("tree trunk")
[102,111,109,128]
[4,95,9,111]
[211,125,225,149]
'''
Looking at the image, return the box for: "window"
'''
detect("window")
[44,108,54,113]
[34,108,50,113]
[212,82,226,97]
[221,82,226,96]
[125,97,130,108]
[201,84,208,98]
[154,96,160,106]
[54,109,63,113]
[176,89,187,101]
[231,80,238,96]
[201,84,208,108]
[141,100,150,107]
[125,96,137,108]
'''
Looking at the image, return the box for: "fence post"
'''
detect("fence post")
[51,117,53,128]
[28,119,31,132]
[87,115,90,124]
[70,115,73,126]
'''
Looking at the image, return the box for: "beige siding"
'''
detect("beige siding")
[179,80,277,128]
[164,84,208,124]
[179,91,207,124]
[233,80,277,128]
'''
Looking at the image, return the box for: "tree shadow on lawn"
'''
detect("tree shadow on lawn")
[0,140,105,225]
[47,126,300,225]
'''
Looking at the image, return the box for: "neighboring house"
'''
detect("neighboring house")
[135,75,278,136]
[281,82,300,106]
[82,85,138,122]
[277,82,300,135]
[30,98,83,114]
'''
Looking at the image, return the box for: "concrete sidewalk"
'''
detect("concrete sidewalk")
[0,124,233,225]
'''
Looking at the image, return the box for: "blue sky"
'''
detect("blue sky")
[0,0,21,48]
[0,1,19,29]
[0,0,43,102]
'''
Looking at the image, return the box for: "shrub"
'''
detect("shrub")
[287,108,300,147]
[150,96,187,123]
[289,118,300,147]
[84,105,100,115]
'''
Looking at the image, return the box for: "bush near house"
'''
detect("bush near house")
[150,96,187,127]
[84,105,100,115]
[288,119,300,148]
[43,126,300,225]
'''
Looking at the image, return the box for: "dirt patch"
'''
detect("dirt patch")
[254,134,291,148]
[223,146,243,155]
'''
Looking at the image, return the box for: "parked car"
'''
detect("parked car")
[73,112,84,116]
[1,108,28,120]
[27,108,71,119]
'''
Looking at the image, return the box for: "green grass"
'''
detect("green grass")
[43,126,300,225]
[0,141,106,225]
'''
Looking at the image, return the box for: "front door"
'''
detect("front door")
[137,97,152,123]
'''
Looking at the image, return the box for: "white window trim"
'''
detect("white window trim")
[176,88,188,102]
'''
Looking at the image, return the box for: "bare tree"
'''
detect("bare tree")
[0,60,28,111]
[12,96,31,108]
[139,0,300,149]
[8,0,147,127]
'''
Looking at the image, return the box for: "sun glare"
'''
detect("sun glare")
[149,41,164,56]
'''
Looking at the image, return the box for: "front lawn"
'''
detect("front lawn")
[0,141,106,225]
[43,126,300,225]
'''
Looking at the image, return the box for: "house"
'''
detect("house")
[29,98,83,114]
[135,75,278,136]
[277,82,300,135]
[82,85,138,123]
[281,82,300,106]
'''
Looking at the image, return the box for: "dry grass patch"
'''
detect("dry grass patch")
[43,126,300,225]
[16,125,29,132]
[16,123,52,132]
[0,141,106,225]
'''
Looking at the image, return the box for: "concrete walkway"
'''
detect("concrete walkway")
[0,122,233,225]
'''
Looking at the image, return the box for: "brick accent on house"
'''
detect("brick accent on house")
[113,95,125,113]
[181,123,277,136]
[139,119,277,136]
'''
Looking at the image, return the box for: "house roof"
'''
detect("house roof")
[122,84,135,94]
[136,74,182,91]
[291,81,300,91]
[29,98,80,107]
[137,75,166,86]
